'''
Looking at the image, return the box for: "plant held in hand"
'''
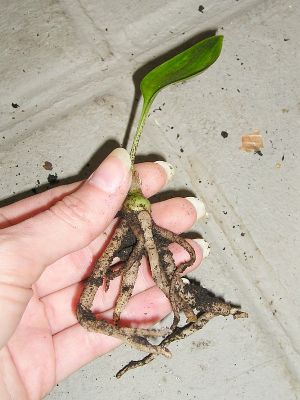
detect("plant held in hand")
[77,35,247,378]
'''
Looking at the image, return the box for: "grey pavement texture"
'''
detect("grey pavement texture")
[1,0,300,399]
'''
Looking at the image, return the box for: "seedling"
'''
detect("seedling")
[77,35,247,377]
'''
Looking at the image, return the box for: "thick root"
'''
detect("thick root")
[77,206,247,377]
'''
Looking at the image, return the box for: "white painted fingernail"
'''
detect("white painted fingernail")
[182,277,190,285]
[185,197,206,219]
[194,238,211,258]
[154,161,175,182]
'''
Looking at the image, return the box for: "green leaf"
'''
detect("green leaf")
[129,35,224,162]
[141,35,224,106]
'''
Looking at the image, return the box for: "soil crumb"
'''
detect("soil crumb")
[47,173,58,184]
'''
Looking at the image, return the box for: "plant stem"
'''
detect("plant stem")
[129,100,152,164]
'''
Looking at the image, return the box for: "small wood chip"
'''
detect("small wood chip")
[240,130,264,153]
[43,161,53,170]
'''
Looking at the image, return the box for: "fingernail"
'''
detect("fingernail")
[181,277,190,285]
[194,238,211,259]
[154,161,175,182]
[88,148,131,193]
[185,197,206,219]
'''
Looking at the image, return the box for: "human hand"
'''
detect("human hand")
[0,148,206,399]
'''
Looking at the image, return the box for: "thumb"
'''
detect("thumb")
[0,147,132,287]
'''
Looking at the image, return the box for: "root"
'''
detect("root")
[113,239,144,325]
[77,202,248,377]
[116,299,248,378]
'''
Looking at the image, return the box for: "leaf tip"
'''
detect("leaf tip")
[217,34,224,46]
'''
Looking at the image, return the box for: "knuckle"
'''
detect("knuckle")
[0,212,11,229]
[49,193,94,232]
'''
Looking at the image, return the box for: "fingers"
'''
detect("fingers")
[53,285,172,382]
[42,239,203,334]
[35,196,202,297]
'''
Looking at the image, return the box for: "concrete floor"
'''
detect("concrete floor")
[1,0,300,399]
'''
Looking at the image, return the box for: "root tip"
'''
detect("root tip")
[162,347,172,358]
[230,308,248,319]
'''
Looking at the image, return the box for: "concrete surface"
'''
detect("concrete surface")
[1,0,300,399]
